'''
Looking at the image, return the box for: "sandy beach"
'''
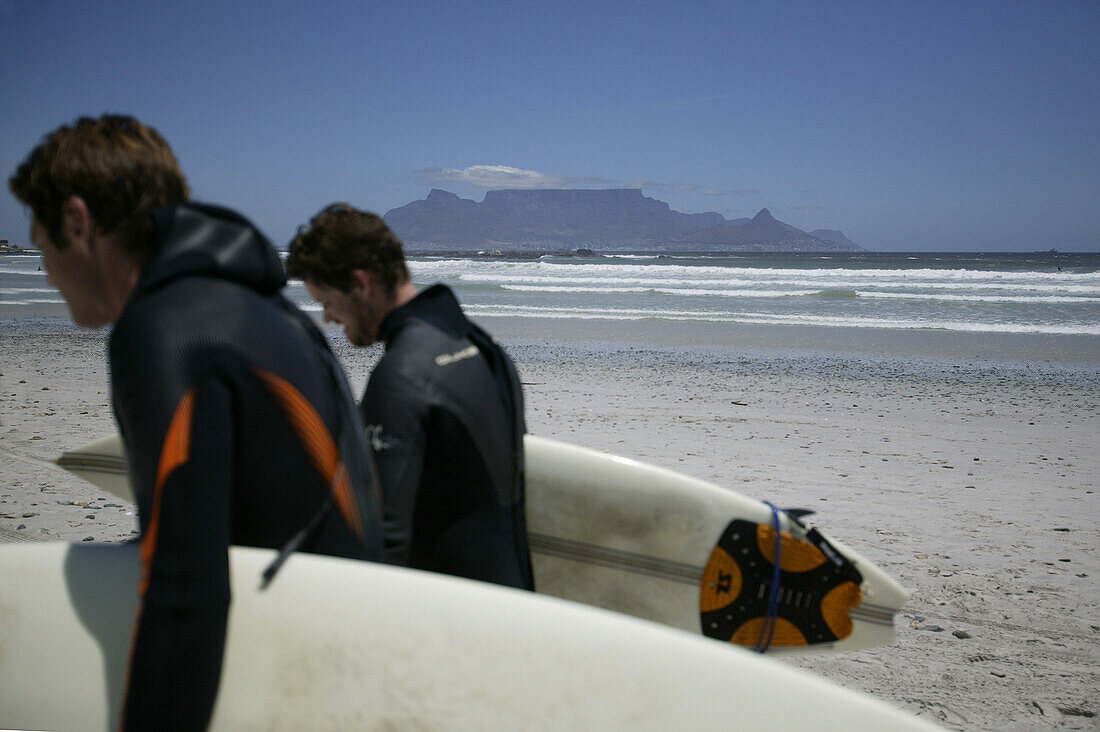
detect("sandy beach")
[2,314,1097,730]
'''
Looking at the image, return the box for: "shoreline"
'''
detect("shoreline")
[480,315,1100,369]
[2,314,1097,729]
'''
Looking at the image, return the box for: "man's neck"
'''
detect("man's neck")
[392,280,419,310]
[96,235,143,324]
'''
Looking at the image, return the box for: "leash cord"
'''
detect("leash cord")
[756,501,783,653]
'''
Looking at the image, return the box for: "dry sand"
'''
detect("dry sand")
[2,315,1097,730]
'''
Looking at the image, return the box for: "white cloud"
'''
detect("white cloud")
[416,165,611,190]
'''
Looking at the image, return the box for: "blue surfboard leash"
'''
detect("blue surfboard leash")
[756,501,783,653]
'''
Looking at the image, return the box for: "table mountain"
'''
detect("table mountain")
[383,189,860,251]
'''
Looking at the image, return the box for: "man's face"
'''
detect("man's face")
[304,278,378,346]
[31,218,109,328]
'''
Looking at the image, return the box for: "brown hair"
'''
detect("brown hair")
[8,115,190,259]
[286,203,409,295]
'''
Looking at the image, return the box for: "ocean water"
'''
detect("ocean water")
[4,251,1099,336]
[333,251,1100,336]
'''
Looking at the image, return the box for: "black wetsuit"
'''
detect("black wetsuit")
[109,203,383,730]
[363,284,534,590]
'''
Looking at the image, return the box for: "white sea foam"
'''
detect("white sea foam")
[412,259,1100,284]
[498,284,817,298]
[0,287,56,295]
[461,276,1099,300]
[410,262,1100,306]
[463,303,1100,335]
[854,291,1098,304]
[0,298,66,306]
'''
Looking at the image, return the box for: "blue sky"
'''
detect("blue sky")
[1,0,1097,251]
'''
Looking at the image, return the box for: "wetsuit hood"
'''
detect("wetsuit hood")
[137,203,287,298]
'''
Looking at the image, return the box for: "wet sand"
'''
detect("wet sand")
[2,314,1097,729]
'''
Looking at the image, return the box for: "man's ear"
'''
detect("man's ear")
[350,269,374,295]
[61,196,96,254]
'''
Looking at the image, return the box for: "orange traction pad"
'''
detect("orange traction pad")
[699,519,863,647]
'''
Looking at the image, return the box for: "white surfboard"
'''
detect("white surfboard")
[56,433,907,654]
[0,542,938,731]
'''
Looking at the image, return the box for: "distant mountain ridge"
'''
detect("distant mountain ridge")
[807,229,859,248]
[667,208,859,252]
[383,189,861,251]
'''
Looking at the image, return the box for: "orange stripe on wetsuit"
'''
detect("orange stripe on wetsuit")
[124,388,196,730]
[126,375,360,729]
[139,387,196,595]
[138,373,364,596]
[253,367,366,543]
